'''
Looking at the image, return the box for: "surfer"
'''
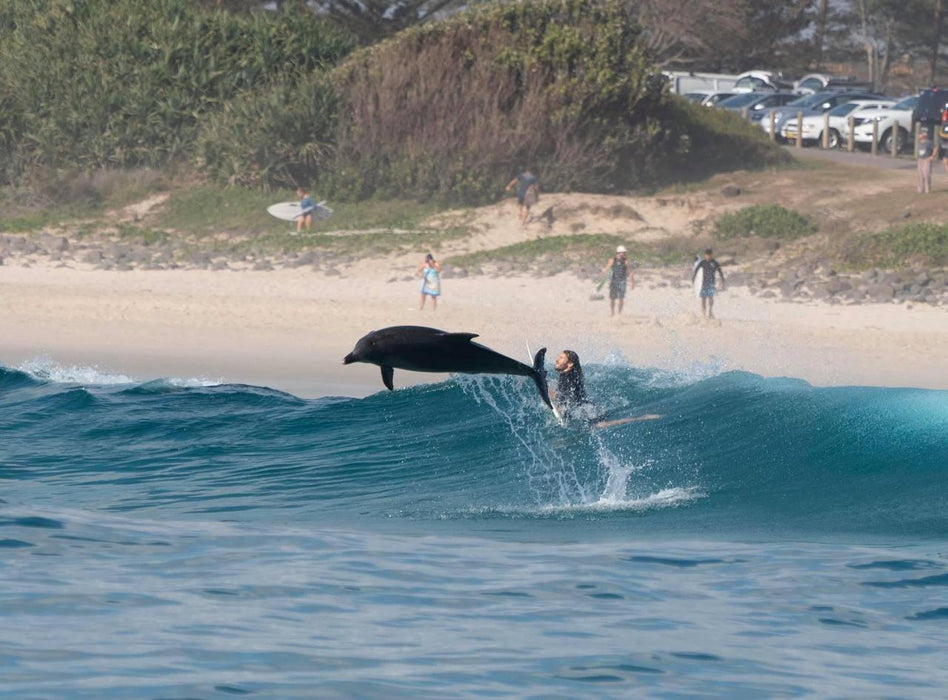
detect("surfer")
[602,245,633,316]
[692,248,726,319]
[416,253,442,310]
[550,349,661,429]
[295,187,316,233]
[505,171,539,226]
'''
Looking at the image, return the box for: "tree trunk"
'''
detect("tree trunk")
[878,19,894,94]
[814,0,828,70]
[931,0,944,86]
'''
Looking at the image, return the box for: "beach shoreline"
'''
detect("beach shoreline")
[3,262,946,398]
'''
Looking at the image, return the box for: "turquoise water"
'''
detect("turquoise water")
[2,360,948,698]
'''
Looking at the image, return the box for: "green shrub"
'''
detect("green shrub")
[714,203,817,240]
[323,0,786,204]
[0,0,353,179]
[194,73,339,188]
[848,223,948,267]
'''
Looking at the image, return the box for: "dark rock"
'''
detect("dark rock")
[324,267,341,276]
[780,281,798,298]
[760,290,777,298]
[721,185,742,197]
[867,283,895,301]
[252,260,273,271]
[826,278,852,295]
[83,250,104,264]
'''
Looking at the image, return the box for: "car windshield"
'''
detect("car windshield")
[719,92,767,108]
[787,93,825,108]
[892,96,917,110]
[828,103,859,117]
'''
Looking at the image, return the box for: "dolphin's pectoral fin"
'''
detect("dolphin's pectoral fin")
[381,366,395,391]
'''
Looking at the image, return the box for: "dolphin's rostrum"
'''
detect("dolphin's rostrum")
[343,325,552,409]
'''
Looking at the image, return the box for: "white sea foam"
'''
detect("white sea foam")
[18,356,135,386]
[16,356,222,388]
[542,486,703,514]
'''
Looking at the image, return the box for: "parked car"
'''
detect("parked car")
[762,90,884,142]
[700,91,738,107]
[851,95,918,152]
[717,91,798,121]
[793,73,874,95]
[781,100,894,147]
[731,70,794,93]
[911,87,948,141]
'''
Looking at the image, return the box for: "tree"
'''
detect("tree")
[313,0,467,43]
[630,0,813,72]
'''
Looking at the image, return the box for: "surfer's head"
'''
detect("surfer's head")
[704,248,713,259]
[555,350,581,374]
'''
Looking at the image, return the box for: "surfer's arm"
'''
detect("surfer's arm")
[602,258,614,275]
[716,262,726,288]
[505,178,518,191]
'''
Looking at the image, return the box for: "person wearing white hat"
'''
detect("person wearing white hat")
[602,245,633,316]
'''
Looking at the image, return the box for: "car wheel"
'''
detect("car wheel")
[827,129,841,149]
[880,128,910,154]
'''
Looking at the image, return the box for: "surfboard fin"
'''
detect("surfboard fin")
[381,366,394,391]
[531,348,553,410]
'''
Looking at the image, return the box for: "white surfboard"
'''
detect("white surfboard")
[267,200,333,223]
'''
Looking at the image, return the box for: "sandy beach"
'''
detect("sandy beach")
[2,255,946,397]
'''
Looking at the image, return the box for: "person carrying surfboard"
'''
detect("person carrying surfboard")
[295,187,316,233]
[602,245,633,316]
[692,248,726,319]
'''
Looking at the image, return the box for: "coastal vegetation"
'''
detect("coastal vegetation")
[1,0,784,203]
[714,204,818,241]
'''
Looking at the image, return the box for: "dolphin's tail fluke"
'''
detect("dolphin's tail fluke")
[531,347,553,410]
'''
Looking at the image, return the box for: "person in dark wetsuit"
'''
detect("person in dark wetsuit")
[550,350,595,421]
[550,349,662,428]
[692,248,726,319]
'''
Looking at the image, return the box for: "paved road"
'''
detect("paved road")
[781,144,916,171]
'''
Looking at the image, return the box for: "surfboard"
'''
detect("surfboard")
[267,201,333,223]
[693,271,703,298]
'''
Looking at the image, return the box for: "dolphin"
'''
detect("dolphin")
[343,325,552,409]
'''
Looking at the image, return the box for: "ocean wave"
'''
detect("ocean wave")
[2,361,947,537]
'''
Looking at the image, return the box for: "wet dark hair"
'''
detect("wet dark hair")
[705,248,713,255]
[558,349,588,404]
[425,253,435,261]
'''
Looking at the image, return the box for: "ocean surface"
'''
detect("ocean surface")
[2,357,948,699]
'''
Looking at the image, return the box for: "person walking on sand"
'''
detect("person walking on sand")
[602,245,633,316]
[505,171,539,226]
[295,187,316,233]
[917,130,937,193]
[417,253,442,310]
[692,248,726,319]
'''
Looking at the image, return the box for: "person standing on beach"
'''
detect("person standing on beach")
[505,171,539,226]
[295,187,316,233]
[417,253,442,310]
[917,131,937,194]
[602,245,633,316]
[692,248,726,319]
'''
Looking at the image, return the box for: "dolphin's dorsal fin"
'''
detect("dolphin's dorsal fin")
[381,366,394,390]
[444,332,479,342]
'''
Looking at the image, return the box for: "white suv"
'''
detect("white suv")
[851,95,918,153]
[782,100,894,147]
